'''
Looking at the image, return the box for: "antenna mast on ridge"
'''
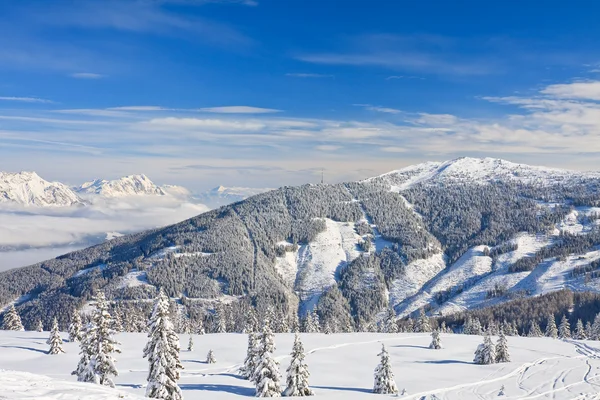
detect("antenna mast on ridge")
[321,169,324,184]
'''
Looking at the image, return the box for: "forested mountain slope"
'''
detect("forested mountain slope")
[2,157,600,332]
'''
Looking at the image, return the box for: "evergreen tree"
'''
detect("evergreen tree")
[195,317,206,335]
[47,317,65,355]
[383,307,398,333]
[283,333,313,397]
[473,333,496,365]
[36,319,44,332]
[586,320,594,340]
[545,314,558,339]
[206,349,216,364]
[558,315,571,339]
[303,311,319,333]
[143,289,183,400]
[575,319,587,340]
[440,321,447,334]
[69,310,82,342]
[429,329,442,349]
[471,317,483,335]
[214,304,227,333]
[187,336,194,351]
[310,311,320,333]
[72,322,95,383]
[2,304,24,331]
[495,330,510,363]
[240,332,259,379]
[88,293,121,387]
[373,344,398,394]
[528,320,542,337]
[414,309,431,333]
[112,305,123,333]
[253,318,281,397]
[245,308,259,333]
[591,314,600,340]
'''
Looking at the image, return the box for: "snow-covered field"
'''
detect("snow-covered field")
[2,331,600,399]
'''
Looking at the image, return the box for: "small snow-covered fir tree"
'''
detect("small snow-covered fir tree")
[545,314,558,339]
[558,315,571,339]
[143,288,183,400]
[575,319,587,340]
[241,332,259,379]
[47,317,65,355]
[528,320,542,337]
[588,318,597,340]
[2,304,24,331]
[195,317,206,335]
[253,318,281,397]
[495,329,510,363]
[429,329,442,349]
[69,309,82,342]
[473,333,496,365]
[214,304,227,333]
[73,322,95,383]
[310,311,321,333]
[36,319,44,332]
[88,293,121,387]
[303,311,319,333]
[414,309,431,333]
[283,333,313,397]
[112,305,123,333]
[245,308,259,334]
[440,321,447,333]
[373,344,398,394]
[471,317,483,335]
[383,307,398,333]
[187,335,194,351]
[207,349,216,364]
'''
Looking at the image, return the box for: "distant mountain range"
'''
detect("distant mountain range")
[0,171,270,208]
[3,157,600,332]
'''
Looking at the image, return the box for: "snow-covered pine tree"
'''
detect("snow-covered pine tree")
[463,316,473,334]
[310,311,320,333]
[2,304,24,331]
[253,318,281,397]
[495,329,510,363]
[112,305,123,333]
[303,312,319,333]
[72,322,95,383]
[47,317,65,355]
[575,319,587,340]
[323,321,332,335]
[473,333,496,365]
[414,309,431,333]
[207,349,216,364]
[429,329,442,349]
[590,314,600,340]
[283,333,313,397]
[471,317,483,335]
[214,304,227,333]
[195,317,206,335]
[143,288,183,400]
[405,317,414,333]
[187,335,193,351]
[545,314,558,339]
[69,309,82,342]
[384,307,398,333]
[88,293,121,387]
[240,332,259,379]
[558,315,571,339]
[528,320,542,337]
[587,320,595,340]
[245,308,258,334]
[440,321,447,333]
[373,344,399,394]
[36,319,44,332]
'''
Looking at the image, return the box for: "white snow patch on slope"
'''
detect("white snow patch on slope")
[389,253,446,315]
[117,269,151,289]
[73,264,107,277]
[0,370,145,399]
[295,219,362,313]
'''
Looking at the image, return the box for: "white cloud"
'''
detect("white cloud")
[198,106,281,114]
[70,72,104,79]
[0,96,53,103]
[315,145,341,151]
[355,104,402,114]
[286,73,334,78]
[380,146,408,153]
[109,106,168,111]
[541,81,600,101]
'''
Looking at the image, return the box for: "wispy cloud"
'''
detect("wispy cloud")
[354,104,402,114]
[70,72,104,79]
[198,106,281,114]
[386,75,425,80]
[0,96,53,103]
[286,73,334,78]
[540,81,600,101]
[109,106,169,111]
[315,145,341,151]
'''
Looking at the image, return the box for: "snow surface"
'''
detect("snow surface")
[290,219,362,313]
[197,185,274,209]
[75,174,167,197]
[2,331,600,399]
[0,171,82,207]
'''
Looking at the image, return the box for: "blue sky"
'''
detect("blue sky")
[1,0,600,191]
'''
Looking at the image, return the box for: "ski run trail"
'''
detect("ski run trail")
[1,332,600,399]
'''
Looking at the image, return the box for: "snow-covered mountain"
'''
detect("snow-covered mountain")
[197,185,273,208]
[4,157,600,331]
[0,171,82,207]
[75,174,168,197]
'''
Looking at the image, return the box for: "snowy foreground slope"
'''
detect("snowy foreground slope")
[2,331,600,399]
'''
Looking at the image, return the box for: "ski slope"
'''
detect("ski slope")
[1,331,600,399]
